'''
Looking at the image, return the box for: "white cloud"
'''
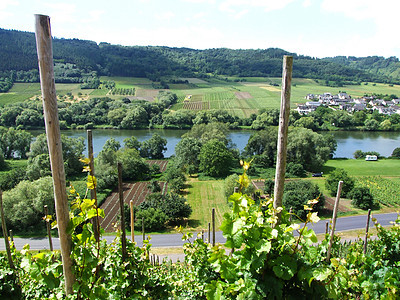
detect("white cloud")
[233,9,249,19]
[181,0,215,3]
[0,0,19,20]
[42,2,77,24]
[321,0,400,57]
[155,11,175,21]
[220,0,296,14]
[302,0,311,8]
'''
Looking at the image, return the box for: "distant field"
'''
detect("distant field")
[2,77,399,116]
[185,179,230,229]
[322,159,400,177]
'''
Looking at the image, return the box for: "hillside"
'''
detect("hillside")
[1,28,399,86]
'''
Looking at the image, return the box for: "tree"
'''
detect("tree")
[353,150,364,159]
[147,179,161,193]
[325,168,355,198]
[140,133,167,159]
[287,128,336,172]
[123,136,141,150]
[2,177,54,232]
[199,139,234,177]
[283,180,325,219]
[134,208,168,232]
[103,138,121,152]
[121,106,149,129]
[175,137,202,172]
[0,127,33,159]
[0,152,7,170]
[364,119,379,131]
[243,127,278,167]
[116,148,150,181]
[293,116,317,131]
[27,134,85,177]
[391,147,400,158]
[286,162,306,178]
[349,186,375,210]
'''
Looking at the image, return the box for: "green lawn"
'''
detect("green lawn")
[322,159,400,177]
[185,179,230,230]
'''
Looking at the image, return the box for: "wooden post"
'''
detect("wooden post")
[0,190,15,270]
[327,181,343,262]
[212,208,216,246]
[130,200,135,243]
[87,130,100,242]
[288,207,292,222]
[208,222,211,244]
[118,163,127,261]
[325,221,329,235]
[142,218,145,247]
[9,230,13,242]
[34,14,74,294]
[44,205,53,251]
[364,209,372,254]
[273,56,293,222]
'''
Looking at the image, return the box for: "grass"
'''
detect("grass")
[322,158,400,177]
[185,179,230,230]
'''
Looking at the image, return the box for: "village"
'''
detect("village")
[297,92,400,115]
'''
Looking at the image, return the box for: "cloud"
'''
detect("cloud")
[181,0,215,3]
[321,0,400,57]
[233,9,249,19]
[219,0,296,14]
[155,11,175,22]
[302,0,311,8]
[0,0,19,20]
[42,2,77,24]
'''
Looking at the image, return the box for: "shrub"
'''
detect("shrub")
[134,208,168,232]
[391,147,400,158]
[349,186,375,210]
[224,174,255,199]
[283,180,325,219]
[325,168,355,198]
[286,162,306,177]
[264,178,275,195]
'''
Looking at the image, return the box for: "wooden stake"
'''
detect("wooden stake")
[130,200,135,243]
[208,222,211,244]
[44,205,53,251]
[142,218,145,247]
[9,230,13,242]
[87,130,100,242]
[327,181,343,262]
[34,14,74,294]
[325,221,329,235]
[274,56,293,222]
[212,208,215,246]
[118,163,127,261]
[0,190,15,270]
[364,209,372,254]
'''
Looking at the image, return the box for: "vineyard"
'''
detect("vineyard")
[100,160,169,231]
[100,181,168,232]
[356,176,400,206]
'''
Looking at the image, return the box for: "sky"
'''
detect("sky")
[1,0,399,59]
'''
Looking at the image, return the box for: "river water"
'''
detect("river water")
[31,129,400,159]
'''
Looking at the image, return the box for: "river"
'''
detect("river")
[31,129,400,159]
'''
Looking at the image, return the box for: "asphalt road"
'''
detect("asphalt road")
[1,212,398,251]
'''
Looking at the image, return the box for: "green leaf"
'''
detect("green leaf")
[313,267,333,282]
[271,255,297,280]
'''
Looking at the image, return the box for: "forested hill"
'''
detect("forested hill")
[1,27,399,84]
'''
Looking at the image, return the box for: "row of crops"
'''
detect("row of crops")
[356,176,400,206]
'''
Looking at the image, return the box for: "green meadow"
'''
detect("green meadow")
[1,77,399,118]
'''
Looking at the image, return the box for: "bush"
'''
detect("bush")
[134,208,168,232]
[325,168,355,198]
[0,153,7,170]
[0,166,27,191]
[286,162,306,177]
[391,147,400,158]
[349,186,375,210]
[224,174,255,199]
[283,180,325,219]
[264,178,274,195]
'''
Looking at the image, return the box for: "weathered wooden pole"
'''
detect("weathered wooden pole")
[142,218,145,247]
[34,14,74,294]
[44,205,53,251]
[327,181,343,262]
[208,222,211,244]
[364,209,372,254]
[87,130,100,242]
[118,163,127,261]
[9,230,13,243]
[130,200,135,242]
[273,56,293,222]
[212,208,216,246]
[0,190,15,270]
